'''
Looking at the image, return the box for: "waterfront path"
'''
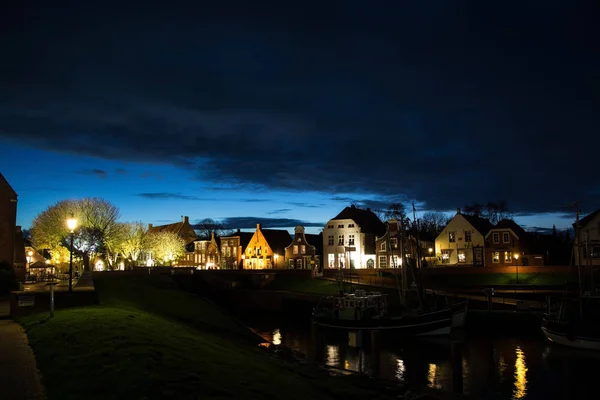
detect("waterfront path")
[0,298,46,400]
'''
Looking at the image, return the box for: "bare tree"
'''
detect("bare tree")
[420,212,451,237]
[194,218,229,238]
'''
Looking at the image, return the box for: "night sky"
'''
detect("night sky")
[1,1,598,233]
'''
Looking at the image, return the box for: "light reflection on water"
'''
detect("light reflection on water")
[249,319,598,399]
[513,347,528,400]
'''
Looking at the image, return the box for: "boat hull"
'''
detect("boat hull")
[542,319,600,351]
[313,308,452,336]
[449,301,468,328]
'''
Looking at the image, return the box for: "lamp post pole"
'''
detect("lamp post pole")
[514,253,520,285]
[69,231,74,293]
[67,215,77,294]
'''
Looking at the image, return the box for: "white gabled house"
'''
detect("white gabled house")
[435,209,493,266]
[322,205,386,269]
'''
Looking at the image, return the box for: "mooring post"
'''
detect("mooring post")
[451,341,463,394]
[370,330,380,377]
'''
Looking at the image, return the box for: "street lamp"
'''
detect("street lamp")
[67,215,77,293]
[514,253,520,284]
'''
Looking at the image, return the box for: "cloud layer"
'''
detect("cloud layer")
[2,1,599,214]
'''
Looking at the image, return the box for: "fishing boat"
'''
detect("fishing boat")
[541,295,600,351]
[312,290,453,336]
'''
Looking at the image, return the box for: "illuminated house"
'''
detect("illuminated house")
[193,232,220,269]
[435,209,492,266]
[485,219,544,267]
[284,225,322,271]
[375,219,402,268]
[574,208,600,267]
[243,224,292,269]
[0,172,24,281]
[220,229,254,269]
[145,216,198,266]
[323,205,385,269]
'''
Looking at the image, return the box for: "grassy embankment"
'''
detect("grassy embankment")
[18,275,398,400]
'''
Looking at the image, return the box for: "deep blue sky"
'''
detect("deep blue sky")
[1,1,598,234]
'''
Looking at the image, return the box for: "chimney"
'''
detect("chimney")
[351,204,356,209]
[16,225,22,232]
[182,216,189,224]
[148,223,153,229]
[256,223,262,230]
[456,208,461,215]
[237,228,241,233]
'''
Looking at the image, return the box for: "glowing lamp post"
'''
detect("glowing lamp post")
[514,253,520,284]
[67,215,77,293]
[274,254,279,269]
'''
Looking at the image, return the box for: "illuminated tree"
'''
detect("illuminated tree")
[120,222,147,265]
[31,198,121,271]
[144,231,185,266]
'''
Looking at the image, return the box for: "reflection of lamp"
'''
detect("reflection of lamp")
[514,253,520,284]
[67,215,77,293]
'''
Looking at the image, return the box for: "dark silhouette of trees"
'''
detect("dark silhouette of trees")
[463,200,510,225]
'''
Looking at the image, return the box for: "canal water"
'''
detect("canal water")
[243,314,598,400]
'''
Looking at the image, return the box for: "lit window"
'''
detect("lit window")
[458,250,466,263]
[503,232,510,243]
[390,255,400,267]
[493,233,500,244]
[505,252,512,263]
[441,250,450,264]
[379,255,387,268]
[449,232,456,243]
[328,235,334,245]
[301,245,306,254]
[380,242,386,251]
[348,234,355,246]
[338,235,344,245]
[465,231,472,243]
[390,238,398,248]
[293,245,298,255]
[493,252,500,263]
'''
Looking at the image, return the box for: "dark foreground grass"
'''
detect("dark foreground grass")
[19,276,397,400]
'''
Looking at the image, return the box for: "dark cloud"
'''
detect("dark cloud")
[136,192,203,201]
[81,169,107,178]
[1,1,599,215]
[220,217,324,230]
[267,208,292,215]
[287,202,324,208]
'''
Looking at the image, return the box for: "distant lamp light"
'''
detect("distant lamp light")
[66,214,77,293]
[26,250,33,265]
[428,248,433,254]
[514,253,519,260]
[45,259,50,264]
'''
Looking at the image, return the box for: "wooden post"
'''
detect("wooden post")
[451,341,463,394]
[370,330,380,377]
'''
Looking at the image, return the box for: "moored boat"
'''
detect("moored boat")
[541,295,600,351]
[312,290,452,336]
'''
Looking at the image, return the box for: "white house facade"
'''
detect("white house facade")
[435,209,492,266]
[574,209,600,267]
[323,205,385,269]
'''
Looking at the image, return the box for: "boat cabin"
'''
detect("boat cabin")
[335,290,388,320]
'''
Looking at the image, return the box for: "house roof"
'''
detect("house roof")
[148,220,198,245]
[491,219,527,238]
[261,229,293,254]
[575,209,600,229]
[0,172,17,198]
[331,206,386,236]
[461,214,493,236]
[305,232,323,255]
[221,231,254,250]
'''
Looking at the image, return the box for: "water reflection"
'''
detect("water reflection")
[245,315,600,399]
[272,329,282,345]
[428,364,442,389]
[395,358,406,381]
[513,347,528,400]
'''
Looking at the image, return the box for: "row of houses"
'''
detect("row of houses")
[157,204,599,271]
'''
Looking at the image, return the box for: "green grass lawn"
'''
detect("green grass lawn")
[19,275,396,400]
[423,272,577,287]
